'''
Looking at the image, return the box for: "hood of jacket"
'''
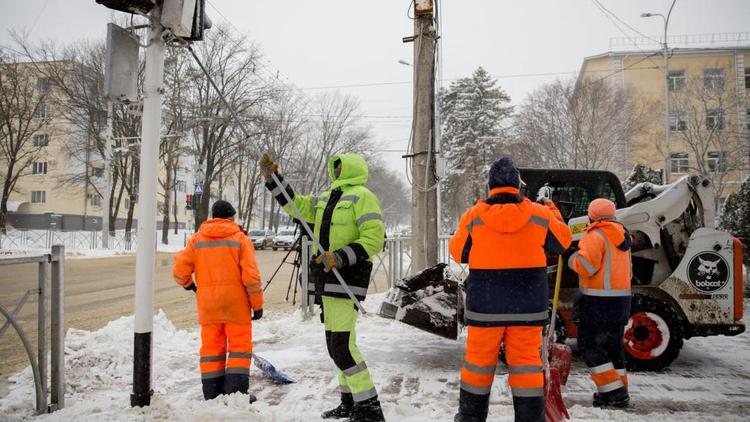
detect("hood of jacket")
[199,218,242,238]
[472,197,535,234]
[328,153,368,190]
[587,220,630,251]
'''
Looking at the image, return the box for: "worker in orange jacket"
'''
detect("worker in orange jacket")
[449,157,572,422]
[568,198,632,408]
[173,200,264,402]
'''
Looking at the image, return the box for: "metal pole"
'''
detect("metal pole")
[37,260,48,412]
[131,7,165,408]
[50,244,64,411]
[663,19,671,184]
[102,101,113,248]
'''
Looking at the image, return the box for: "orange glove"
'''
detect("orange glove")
[259,153,278,180]
[314,251,344,272]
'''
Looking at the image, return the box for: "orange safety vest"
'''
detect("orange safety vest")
[173,219,263,325]
[569,221,632,297]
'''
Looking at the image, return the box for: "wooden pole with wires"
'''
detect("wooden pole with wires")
[409,0,438,272]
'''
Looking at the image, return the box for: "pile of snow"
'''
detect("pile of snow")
[2,297,750,421]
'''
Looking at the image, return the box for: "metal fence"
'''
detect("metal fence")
[0,230,136,251]
[0,245,65,414]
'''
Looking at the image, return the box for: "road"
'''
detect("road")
[0,248,389,387]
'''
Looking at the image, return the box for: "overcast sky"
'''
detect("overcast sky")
[2,0,749,177]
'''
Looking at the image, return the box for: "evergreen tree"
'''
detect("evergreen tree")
[622,163,664,192]
[439,67,513,227]
[718,176,750,265]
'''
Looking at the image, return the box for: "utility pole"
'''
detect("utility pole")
[409,0,438,272]
[102,100,113,248]
[131,5,165,408]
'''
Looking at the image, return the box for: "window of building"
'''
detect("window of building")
[32,134,49,147]
[704,68,726,91]
[88,193,101,207]
[32,162,48,174]
[706,109,725,130]
[176,180,186,192]
[668,70,686,91]
[745,68,750,89]
[31,191,46,203]
[747,108,750,130]
[669,110,688,131]
[670,152,689,174]
[36,78,51,95]
[707,151,728,173]
[124,197,131,210]
[35,102,50,119]
[91,167,104,178]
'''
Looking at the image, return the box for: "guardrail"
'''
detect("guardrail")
[0,245,65,414]
[0,230,136,251]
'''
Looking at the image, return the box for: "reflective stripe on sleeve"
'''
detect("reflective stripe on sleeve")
[341,245,357,265]
[194,240,242,249]
[573,252,597,275]
[356,213,382,226]
[528,215,549,229]
[340,195,360,203]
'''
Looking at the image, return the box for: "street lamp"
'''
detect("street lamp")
[642,0,676,183]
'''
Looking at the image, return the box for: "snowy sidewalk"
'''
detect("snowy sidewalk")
[1,296,749,421]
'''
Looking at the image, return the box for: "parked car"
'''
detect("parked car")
[272,229,296,251]
[248,229,275,250]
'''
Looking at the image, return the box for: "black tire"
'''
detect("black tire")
[624,294,684,371]
[272,246,278,251]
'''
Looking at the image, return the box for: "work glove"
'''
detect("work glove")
[252,308,263,321]
[537,196,554,206]
[314,250,344,273]
[259,153,278,181]
[184,282,197,293]
[562,247,577,270]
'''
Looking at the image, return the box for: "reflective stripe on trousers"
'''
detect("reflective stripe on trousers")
[590,361,624,393]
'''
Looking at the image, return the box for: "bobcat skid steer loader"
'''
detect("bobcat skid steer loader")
[379,169,745,371]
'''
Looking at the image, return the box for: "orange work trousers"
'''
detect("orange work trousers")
[200,323,253,380]
[461,325,544,398]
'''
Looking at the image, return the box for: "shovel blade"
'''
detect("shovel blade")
[544,367,569,422]
[253,354,295,384]
[549,343,573,385]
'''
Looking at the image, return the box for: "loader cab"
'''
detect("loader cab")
[518,168,627,222]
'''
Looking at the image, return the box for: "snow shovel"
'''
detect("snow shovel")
[253,354,295,384]
[543,255,570,422]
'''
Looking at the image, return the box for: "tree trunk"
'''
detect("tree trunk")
[125,194,136,242]
[173,176,179,234]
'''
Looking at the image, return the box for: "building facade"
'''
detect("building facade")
[579,47,750,205]
[2,61,191,231]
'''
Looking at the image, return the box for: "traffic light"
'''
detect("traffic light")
[186,194,192,210]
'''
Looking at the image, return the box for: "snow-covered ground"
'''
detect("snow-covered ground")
[2,296,750,421]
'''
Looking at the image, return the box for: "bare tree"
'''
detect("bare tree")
[667,67,747,208]
[513,76,653,173]
[0,50,51,230]
[186,26,274,230]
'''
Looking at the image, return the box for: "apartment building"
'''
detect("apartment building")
[1,61,191,231]
[579,47,750,204]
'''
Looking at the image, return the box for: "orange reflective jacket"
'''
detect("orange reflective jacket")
[173,219,263,325]
[568,221,632,296]
[449,187,573,326]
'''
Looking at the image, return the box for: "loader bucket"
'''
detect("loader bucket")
[378,263,463,340]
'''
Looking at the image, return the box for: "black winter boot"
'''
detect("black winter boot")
[512,396,545,422]
[223,373,249,395]
[202,376,225,400]
[348,397,385,422]
[322,393,354,419]
[594,387,629,409]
